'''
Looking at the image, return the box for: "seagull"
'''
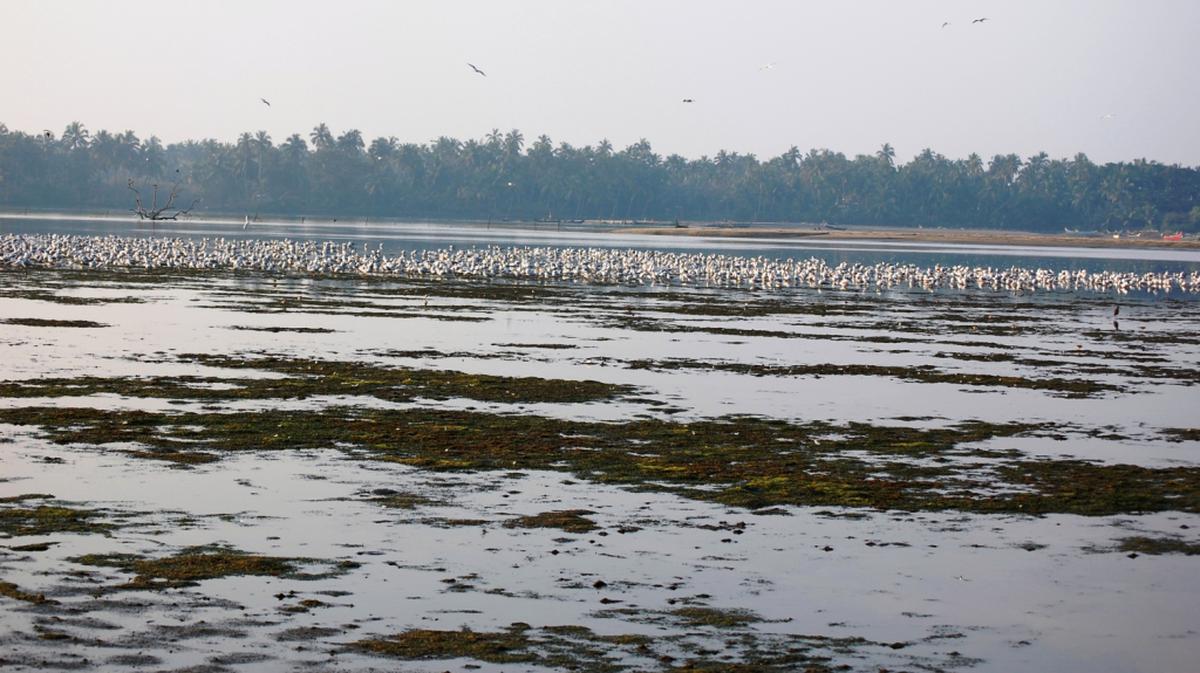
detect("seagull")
[682,98,694,103]
[941,21,950,28]
[1101,113,1116,120]
[467,63,487,77]
[260,98,271,107]
[972,17,988,23]
[759,62,776,71]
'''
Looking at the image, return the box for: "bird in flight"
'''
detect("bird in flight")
[972,17,988,24]
[1101,113,1117,120]
[941,21,950,28]
[260,98,271,107]
[467,63,487,77]
[682,98,694,103]
[759,62,776,71]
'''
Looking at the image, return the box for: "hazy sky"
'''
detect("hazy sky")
[3,0,1199,165]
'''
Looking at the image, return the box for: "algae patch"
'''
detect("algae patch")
[504,510,599,533]
[70,545,354,590]
[1117,536,1200,556]
[1,318,107,328]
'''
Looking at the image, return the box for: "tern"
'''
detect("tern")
[467,63,487,77]
[972,17,988,24]
[260,98,271,107]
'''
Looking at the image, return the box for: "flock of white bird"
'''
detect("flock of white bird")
[2,233,1198,295]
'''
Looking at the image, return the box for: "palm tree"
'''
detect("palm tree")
[876,143,895,169]
[61,122,90,151]
[310,124,334,151]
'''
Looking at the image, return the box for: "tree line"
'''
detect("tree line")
[2,121,1198,232]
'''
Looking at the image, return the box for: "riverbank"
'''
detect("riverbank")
[615,224,1200,250]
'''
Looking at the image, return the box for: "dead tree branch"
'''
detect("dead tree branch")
[128,179,199,220]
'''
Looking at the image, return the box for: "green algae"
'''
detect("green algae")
[1,318,107,328]
[3,403,1196,515]
[0,500,111,537]
[1163,428,1200,442]
[227,325,337,334]
[671,607,764,628]
[1118,536,1200,555]
[504,510,599,533]
[70,545,340,590]
[365,490,440,509]
[0,354,633,405]
[0,289,144,305]
[351,623,872,673]
[625,358,1119,397]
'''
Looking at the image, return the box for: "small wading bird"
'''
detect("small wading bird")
[972,17,988,23]
[260,98,271,107]
[467,63,486,77]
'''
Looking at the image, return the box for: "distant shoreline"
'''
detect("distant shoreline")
[613,225,1200,250]
[2,209,1197,251]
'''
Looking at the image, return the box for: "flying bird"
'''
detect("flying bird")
[941,21,951,28]
[682,98,694,103]
[260,98,271,107]
[972,17,988,24]
[1101,113,1116,120]
[759,62,776,71]
[467,63,487,77]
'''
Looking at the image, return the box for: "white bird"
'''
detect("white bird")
[467,63,487,77]
[243,216,249,230]
[759,62,776,71]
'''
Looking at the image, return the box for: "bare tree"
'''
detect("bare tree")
[127,179,198,220]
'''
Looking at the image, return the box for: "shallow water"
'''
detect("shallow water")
[1,251,1198,671]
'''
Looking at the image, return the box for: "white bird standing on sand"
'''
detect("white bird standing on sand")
[467,63,487,77]
[243,216,249,230]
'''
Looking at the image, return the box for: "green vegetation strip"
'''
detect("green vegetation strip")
[0,354,632,405]
[626,358,1120,397]
[0,318,107,328]
[70,545,355,590]
[0,497,111,537]
[1118,537,1200,555]
[3,404,1198,515]
[349,622,860,673]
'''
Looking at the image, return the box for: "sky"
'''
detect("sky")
[3,0,1199,165]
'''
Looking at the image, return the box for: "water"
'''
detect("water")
[2,216,1198,673]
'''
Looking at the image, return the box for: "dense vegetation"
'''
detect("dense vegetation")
[2,121,1198,232]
